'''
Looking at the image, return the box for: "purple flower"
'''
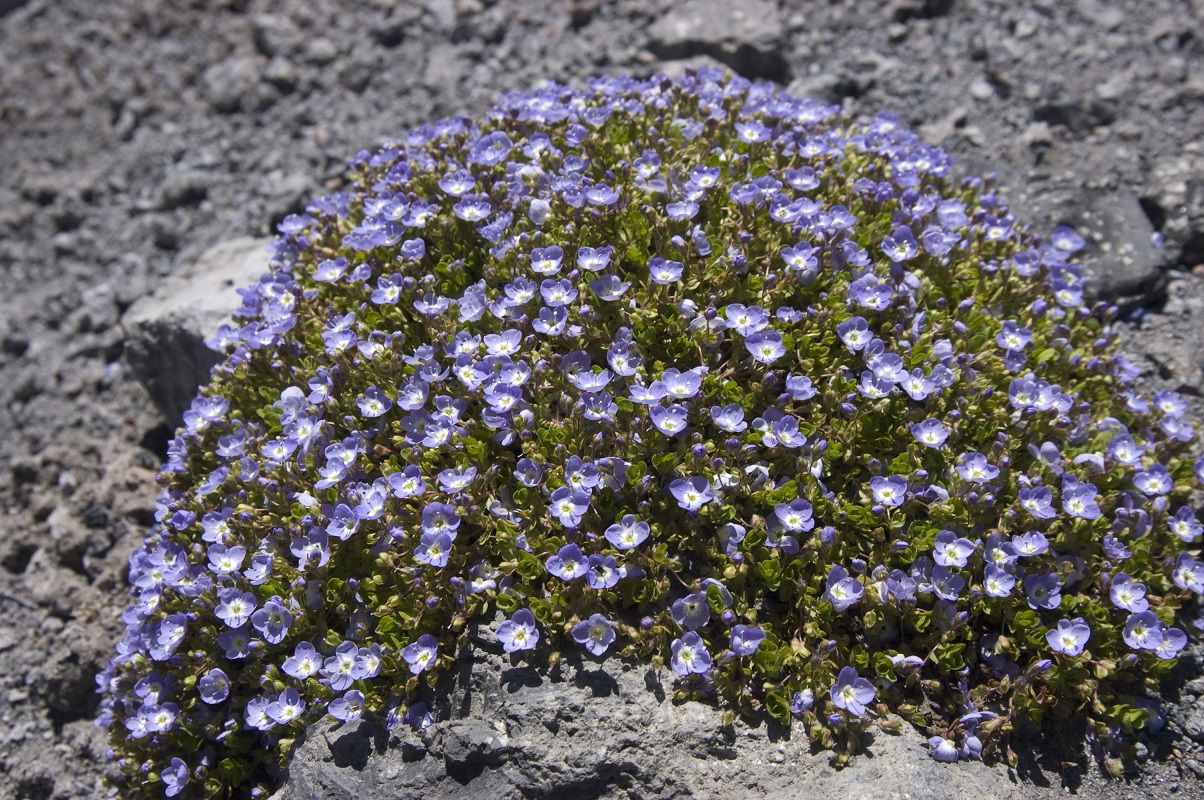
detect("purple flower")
[726,304,770,335]
[836,316,872,351]
[745,330,786,364]
[546,544,589,580]
[730,625,766,656]
[933,530,975,568]
[589,275,631,301]
[497,609,540,652]
[421,502,461,538]
[711,404,747,433]
[1023,573,1062,610]
[198,668,230,705]
[355,386,392,418]
[1156,628,1188,660]
[1018,487,1057,519]
[249,596,292,644]
[468,130,512,166]
[217,625,252,660]
[571,614,616,656]
[207,543,246,575]
[1123,611,1164,650]
[1061,475,1101,520]
[1011,531,1049,558]
[670,477,714,511]
[649,257,684,284]
[792,689,815,714]
[995,321,1032,351]
[531,245,564,274]
[670,631,712,675]
[882,225,919,262]
[955,452,999,483]
[215,588,257,628]
[329,690,365,723]
[1133,464,1173,496]
[1103,534,1132,560]
[871,476,908,508]
[927,736,959,762]
[549,487,591,527]
[1173,553,1204,593]
[824,566,864,612]
[266,688,306,724]
[282,642,322,679]
[577,245,613,272]
[982,563,1015,598]
[322,642,359,691]
[604,515,650,550]
[161,758,188,797]
[414,532,453,568]
[586,554,620,590]
[830,667,875,717]
[1046,618,1090,656]
[931,565,965,601]
[911,418,949,448]
[671,592,711,630]
[649,404,690,437]
[1110,573,1149,612]
[775,498,815,532]
[402,634,439,674]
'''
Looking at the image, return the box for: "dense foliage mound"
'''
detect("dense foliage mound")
[98,68,1204,798]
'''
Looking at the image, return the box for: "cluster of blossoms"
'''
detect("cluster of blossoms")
[98,68,1204,798]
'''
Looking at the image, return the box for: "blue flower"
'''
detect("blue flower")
[927,736,959,762]
[910,418,949,448]
[571,614,616,656]
[669,477,714,511]
[546,544,588,580]
[823,566,864,612]
[745,330,786,364]
[329,690,366,723]
[649,404,689,437]
[282,642,322,679]
[830,666,875,717]
[649,257,684,284]
[402,634,439,674]
[882,225,919,262]
[791,689,815,715]
[1122,611,1163,650]
[1023,573,1062,611]
[1046,619,1090,657]
[604,515,650,550]
[730,625,766,656]
[197,669,230,705]
[161,757,188,797]
[497,609,540,652]
[982,564,1015,598]
[671,592,711,631]
[670,632,712,675]
[249,596,292,644]
[266,688,306,725]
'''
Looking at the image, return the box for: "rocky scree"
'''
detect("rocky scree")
[95,69,1204,800]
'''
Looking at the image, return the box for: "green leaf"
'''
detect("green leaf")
[766,691,792,725]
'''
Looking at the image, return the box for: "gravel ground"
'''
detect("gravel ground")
[1,0,1203,797]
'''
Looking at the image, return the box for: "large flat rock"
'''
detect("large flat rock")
[272,634,1045,800]
[121,236,273,421]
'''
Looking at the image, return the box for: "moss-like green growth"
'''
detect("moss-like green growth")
[99,69,1203,798]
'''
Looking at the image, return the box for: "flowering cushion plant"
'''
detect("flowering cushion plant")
[98,68,1204,798]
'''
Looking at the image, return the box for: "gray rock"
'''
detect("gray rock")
[201,56,265,113]
[647,0,789,82]
[993,168,1166,300]
[121,236,272,420]
[273,635,1036,800]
